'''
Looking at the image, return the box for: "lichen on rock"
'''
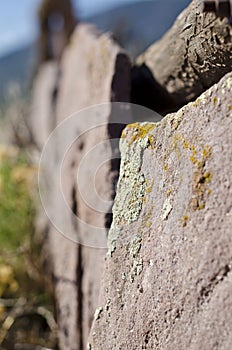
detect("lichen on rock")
[107,123,157,256]
[129,234,142,257]
[112,123,156,226]
[129,258,143,283]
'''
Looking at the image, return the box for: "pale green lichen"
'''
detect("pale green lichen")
[94,307,103,321]
[112,123,156,225]
[130,258,143,283]
[129,234,142,257]
[107,226,120,257]
[159,109,185,138]
[107,123,156,257]
[170,109,185,130]
[161,198,173,220]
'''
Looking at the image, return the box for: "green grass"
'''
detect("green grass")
[0,146,44,300]
[0,149,35,252]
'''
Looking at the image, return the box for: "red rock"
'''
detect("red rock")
[88,73,232,350]
[36,23,131,349]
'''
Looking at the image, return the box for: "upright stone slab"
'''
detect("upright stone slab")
[30,63,58,149]
[56,24,130,119]
[133,0,232,111]
[49,24,131,349]
[88,73,232,349]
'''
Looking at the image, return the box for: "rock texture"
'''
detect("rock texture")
[134,0,232,111]
[88,73,232,350]
[31,4,232,349]
[56,24,130,121]
[33,23,131,349]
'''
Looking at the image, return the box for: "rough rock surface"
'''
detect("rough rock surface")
[56,24,130,121]
[34,23,131,349]
[135,0,232,109]
[88,73,232,350]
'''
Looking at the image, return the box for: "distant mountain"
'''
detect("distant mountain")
[87,0,191,58]
[0,0,191,103]
[0,45,35,104]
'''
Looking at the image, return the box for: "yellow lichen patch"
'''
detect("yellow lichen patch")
[213,97,218,106]
[183,141,213,212]
[121,128,127,138]
[169,134,213,212]
[182,215,189,227]
[190,145,196,153]
[146,221,152,229]
[145,179,154,194]
[193,97,201,107]
[190,167,213,211]
[190,154,198,166]
[202,145,212,160]
[132,123,156,141]
[164,164,169,171]
[166,188,172,196]
[202,172,213,183]
[196,202,205,211]
[229,100,232,111]
[173,133,185,143]
[190,145,212,170]
[147,135,156,149]
[122,123,156,144]
[189,146,198,165]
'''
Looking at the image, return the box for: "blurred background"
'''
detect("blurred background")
[0,0,191,348]
[0,0,191,105]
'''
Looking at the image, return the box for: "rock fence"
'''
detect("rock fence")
[30,7,232,350]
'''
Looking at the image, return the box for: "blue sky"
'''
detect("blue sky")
[0,0,145,57]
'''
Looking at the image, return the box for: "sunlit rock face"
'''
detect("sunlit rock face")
[88,73,232,350]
